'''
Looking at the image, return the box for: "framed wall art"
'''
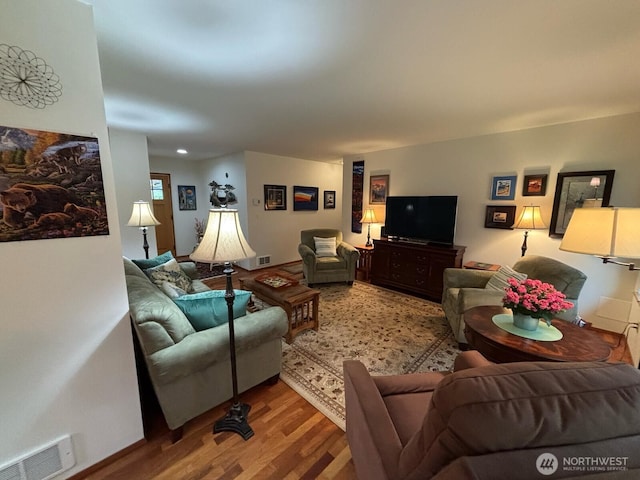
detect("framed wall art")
[549,170,615,238]
[324,190,336,209]
[522,174,548,196]
[485,205,517,229]
[369,174,389,204]
[293,185,319,211]
[264,184,286,211]
[0,125,109,243]
[491,175,517,200]
[177,185,197,210]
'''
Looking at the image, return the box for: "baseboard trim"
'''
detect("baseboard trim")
[66,438,146,480]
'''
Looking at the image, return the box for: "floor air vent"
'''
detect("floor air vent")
[0,435,75,480]
[258,255,271,266]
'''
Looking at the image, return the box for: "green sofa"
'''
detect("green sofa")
[123,257,288,439]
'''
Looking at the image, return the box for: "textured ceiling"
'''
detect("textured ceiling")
[86,0,640,161]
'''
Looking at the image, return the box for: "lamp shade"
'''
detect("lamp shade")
[190,209,256,263]
[127,201,160,227]
[560,207,640,258]
[514,206,546,230]
[359,208,378,224]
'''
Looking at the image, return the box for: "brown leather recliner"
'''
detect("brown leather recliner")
[344,351,640,479]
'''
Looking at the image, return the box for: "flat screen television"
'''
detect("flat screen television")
[384,196,458,245]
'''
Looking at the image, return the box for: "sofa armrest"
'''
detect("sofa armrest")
[179,261,199,280]
[146,306,288,386]
[443,268,495,290]
[453,351,494,371]
[373,371,446,396]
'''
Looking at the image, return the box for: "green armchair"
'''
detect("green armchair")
[298,229,359,286]
[442,255,587,347]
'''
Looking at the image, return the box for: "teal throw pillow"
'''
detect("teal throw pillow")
[173,289,252,331]
[132,251,174,270]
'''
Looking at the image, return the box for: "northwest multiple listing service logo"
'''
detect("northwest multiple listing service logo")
[536,453,629,476]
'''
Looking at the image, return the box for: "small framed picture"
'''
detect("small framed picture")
[491,175,517,200]
[485,205,516,229]
[293,185,319,211]
[177,185,197,210]
[264,184,287,211]
[523,174,548,196]
[369,174,389,204]
[324,190,336,209]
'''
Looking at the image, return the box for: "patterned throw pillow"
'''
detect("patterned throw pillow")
[484,265,528,292]
[161,281,187,299]
[132,251,173,270]
[144,258,193,292]
[173,290,252,331]
[314,236,337,257]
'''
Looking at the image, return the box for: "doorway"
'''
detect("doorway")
[150,172,176,256]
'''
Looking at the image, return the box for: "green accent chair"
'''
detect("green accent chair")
[298,228,360,286]
[442,255,587,347]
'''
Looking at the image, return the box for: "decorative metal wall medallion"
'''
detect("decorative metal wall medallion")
[0,44,62,109]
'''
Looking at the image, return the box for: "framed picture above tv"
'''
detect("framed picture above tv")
[369,174,389,204]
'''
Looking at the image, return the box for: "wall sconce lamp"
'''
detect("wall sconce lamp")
[514,205,546,256]
[590,177,601,199]
[359,208,379,247]
[560,207,640,271]
[127,200,161,259]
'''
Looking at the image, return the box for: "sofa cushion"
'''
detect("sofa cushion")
[145,258,193,292]
[132,250,174,270]
[484,265,527,292]
[314,236,337,257]
[173,289,251,331]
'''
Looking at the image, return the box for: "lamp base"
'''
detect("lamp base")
[213,402,254,440]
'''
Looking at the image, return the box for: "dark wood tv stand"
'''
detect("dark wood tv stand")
[371,238,466,301]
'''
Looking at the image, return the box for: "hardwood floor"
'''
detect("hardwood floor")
[80,261,633,479]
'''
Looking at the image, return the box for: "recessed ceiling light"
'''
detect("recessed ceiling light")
[177,148,188,154]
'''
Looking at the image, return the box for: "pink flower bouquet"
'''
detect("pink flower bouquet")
[502,277,574,326]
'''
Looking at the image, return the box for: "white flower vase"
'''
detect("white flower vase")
[512,311,539,331]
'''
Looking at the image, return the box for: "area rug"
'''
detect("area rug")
[280,262,304,275]
[193,261,227,279]
[279,281,460,431]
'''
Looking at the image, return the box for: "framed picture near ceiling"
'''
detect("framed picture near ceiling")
[369,174,389,204]
[177,185,197,210]
[324,190,336,209]
[293,185,319,211]
[264,184,286,211]
[549,170,615,238]
[485,205,516,229]
[522,174,548,196]
[491,175,517,200]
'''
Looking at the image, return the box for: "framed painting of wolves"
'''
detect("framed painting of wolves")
[0,125,109,242]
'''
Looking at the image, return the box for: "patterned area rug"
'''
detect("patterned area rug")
[279,281,460,431]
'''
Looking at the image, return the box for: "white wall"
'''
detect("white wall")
[149,151,343,269]
[245,151,343,269]
[111,128,158,258]
[0,0,143,475]
[342,113,640,336]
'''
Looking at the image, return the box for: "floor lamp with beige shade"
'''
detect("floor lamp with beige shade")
[190,208,256,440]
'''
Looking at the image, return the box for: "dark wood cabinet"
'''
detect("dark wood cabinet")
[371,239,466,300]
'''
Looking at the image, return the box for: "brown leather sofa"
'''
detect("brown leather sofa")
[344,351,640,479]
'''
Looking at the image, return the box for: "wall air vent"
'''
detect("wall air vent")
[257,255,271,266]
[0,435,75,480]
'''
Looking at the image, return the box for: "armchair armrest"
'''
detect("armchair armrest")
[443,268,494,290]
[373,371,446,396]
[298,243,316,268]
[453,351,494,371]
[337,242,359,262]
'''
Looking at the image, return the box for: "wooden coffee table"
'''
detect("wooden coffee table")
[464,305,612,363]
[239,271,320,344]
